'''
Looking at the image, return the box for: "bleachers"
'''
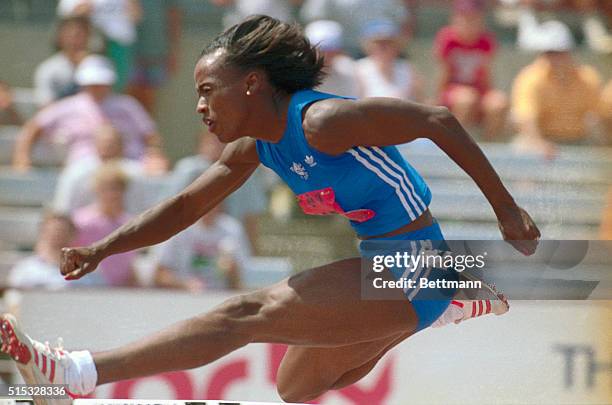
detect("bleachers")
[0,125,67,167]
[1,143,610,246]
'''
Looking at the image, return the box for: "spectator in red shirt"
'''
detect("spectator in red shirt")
[434,0,508,140]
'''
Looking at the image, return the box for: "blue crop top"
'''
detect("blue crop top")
[255,89,431,237]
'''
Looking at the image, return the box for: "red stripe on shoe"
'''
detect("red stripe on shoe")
[34,350,39,367]
[49,359,56,382]
[485,300,492,314]
[477,301,484,316]
[41,354,47,375]
[471,302,476,318]
[451,300,464,308]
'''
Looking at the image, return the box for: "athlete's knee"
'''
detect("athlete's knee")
[215,292,266,334]
[216,288,292,336]
[277,379,327,404]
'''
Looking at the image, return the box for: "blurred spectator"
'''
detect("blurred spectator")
[53,125,146,214]
[600,80,612,145]
[58,0,142,91]
[300,0,416,57]
[13,55,166,172]
[511,21,604,156]
[127,0,182,114]
[211,0,303,29]
[72,163,138,287]
[0,81,23,126]
[304,20,359,97]
[153,204,249,292]
[435,0,509,140]
[514,0,612,54]
[172,131,269,253]
[601,188,612,240]
[34,16,91,107]
[356,20,423,101]
[7,212,74,290]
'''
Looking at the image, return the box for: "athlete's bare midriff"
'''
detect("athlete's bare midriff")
[358,209,433,240]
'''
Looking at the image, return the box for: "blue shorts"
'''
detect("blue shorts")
[359,220,459,331]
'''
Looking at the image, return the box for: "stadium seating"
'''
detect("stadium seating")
[0,142,610,264]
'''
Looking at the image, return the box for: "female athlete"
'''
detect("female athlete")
[1,15,540,404]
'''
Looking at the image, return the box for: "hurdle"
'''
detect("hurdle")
[0,400,309,405]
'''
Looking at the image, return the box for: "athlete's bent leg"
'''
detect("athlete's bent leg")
[277,332,411,403]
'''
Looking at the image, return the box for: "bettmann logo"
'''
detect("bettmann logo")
[290,162,309,180]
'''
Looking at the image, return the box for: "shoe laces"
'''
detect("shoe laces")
[32,337,68,364]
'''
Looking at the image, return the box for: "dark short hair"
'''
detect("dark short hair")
[200,15,325,93]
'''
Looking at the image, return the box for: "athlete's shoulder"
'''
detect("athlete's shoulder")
[302,97,359,155]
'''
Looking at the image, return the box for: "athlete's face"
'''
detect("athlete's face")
[194,49,250,143]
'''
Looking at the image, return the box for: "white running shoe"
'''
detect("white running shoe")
[454,271,509,323]
[432,272,509,328]
[0,313,73,405]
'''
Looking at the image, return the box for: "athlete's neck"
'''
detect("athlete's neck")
[252,91,292,143]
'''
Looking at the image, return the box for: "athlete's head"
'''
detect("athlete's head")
[194,15,325,142]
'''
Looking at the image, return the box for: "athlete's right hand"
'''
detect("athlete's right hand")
[60,246,104,280]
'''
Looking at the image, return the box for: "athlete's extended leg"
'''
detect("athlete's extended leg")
[276,331,411,403]
[3,257,418,396]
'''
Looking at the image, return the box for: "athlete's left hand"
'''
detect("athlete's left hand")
[496,204,541,255]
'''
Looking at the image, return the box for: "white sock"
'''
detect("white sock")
[431,302,464,328]
[66,350,98,395]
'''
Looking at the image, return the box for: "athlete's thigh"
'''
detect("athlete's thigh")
[251,257,417,346]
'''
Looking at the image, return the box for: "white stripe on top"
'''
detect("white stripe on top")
[348,148,417,220]
[370,146,427,211]
[357,146,425,216]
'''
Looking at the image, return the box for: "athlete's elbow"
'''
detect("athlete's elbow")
[429,106,453,126]
[425,106,456,140]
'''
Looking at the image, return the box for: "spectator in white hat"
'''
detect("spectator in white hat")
[13,55,167,172]
[304,20,359,98]
[356,20,424,102]
[511,21,605,156]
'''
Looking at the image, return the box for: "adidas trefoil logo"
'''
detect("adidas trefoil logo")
[290,162,309,180]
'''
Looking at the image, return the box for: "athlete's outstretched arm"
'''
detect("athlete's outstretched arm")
[61,137,260,280]
[303,97,540,254]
